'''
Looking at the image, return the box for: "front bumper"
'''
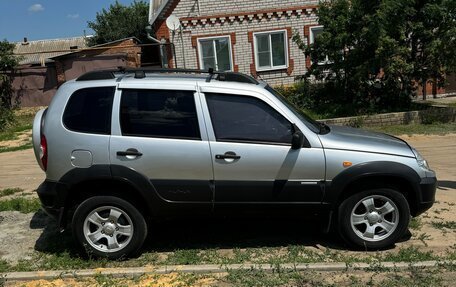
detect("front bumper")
[36,180,69,228]
[412,176,437,216]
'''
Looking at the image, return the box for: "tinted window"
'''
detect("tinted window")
[63,87,115,134]
[206,93,293,144]
[120,89,200,139]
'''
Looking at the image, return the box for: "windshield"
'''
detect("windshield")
[265,85,321,133]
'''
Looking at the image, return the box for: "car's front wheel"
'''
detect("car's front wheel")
[72,196,147,259]
[338,188,410,249]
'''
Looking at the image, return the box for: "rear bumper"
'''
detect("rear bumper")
[412,176,437,216]
[36,180,69,227]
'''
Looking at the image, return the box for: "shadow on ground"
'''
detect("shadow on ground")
[144,218,344,253]
[30,210,80,255]
[438,180,456,190]
[31,211,408,258]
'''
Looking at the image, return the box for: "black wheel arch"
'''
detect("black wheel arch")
[58,164,162,221]
[325,161,422,215]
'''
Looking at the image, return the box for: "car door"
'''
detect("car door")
[109,85,214,210]
[199,88,326,205]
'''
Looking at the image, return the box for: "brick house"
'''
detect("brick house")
[150,0,320,86]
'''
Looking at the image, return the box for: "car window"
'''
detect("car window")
[205,93,293,144]
[120,89,200,140]
[63,87,115,134]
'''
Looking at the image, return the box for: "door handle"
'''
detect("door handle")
[215,152,241,160]
[117,148,143,157]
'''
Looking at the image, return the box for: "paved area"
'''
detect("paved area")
[415,94,456,105]
[0,149,44,192]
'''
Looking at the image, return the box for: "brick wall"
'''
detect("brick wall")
[171,0,319,18]
[162,1,318,86]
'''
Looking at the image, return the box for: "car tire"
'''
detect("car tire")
[338,188,410,250]
[72,196,147,259]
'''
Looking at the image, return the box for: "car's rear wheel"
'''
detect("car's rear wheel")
[72,196,147,259]
[338,188,410,249]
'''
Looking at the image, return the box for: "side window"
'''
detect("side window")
[63,87,115,134]
[205,93,293,144]
[120,89,200,140]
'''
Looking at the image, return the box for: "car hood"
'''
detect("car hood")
[318,125,415,157]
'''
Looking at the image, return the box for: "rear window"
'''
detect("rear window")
[120,89,200,140]
[63,87,115,134]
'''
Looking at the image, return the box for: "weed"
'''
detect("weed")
[93,274,121,287]
[417,233,431,247]
[431,221,456,230]
[0,197,41,213]
[165,249,202,265]
[0,260,10,273]
[224,268,290,287]
[0,188,23,197]
[409,217,422,230]
[382,246,436,262]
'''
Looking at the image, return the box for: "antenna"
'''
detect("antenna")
[166,15,181,31]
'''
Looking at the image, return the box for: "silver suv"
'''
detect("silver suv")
[32,68,436,259]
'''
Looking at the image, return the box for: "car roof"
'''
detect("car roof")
[73,68,265,87]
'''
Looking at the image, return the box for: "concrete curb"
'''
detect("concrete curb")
[3,260,455,282]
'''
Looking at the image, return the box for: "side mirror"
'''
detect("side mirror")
[291,124,304,149]
[291,131,304,149]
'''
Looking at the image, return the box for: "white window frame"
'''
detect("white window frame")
[309,25,330,65]
[197,35,233,72]
[253,30,289,72]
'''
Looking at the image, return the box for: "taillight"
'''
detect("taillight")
[40,135,48,171]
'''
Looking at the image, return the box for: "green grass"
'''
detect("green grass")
[431,221,456,230]
[1,244,453,274]
[381,246,436,262]
[366,122,456,135]
[0,112,34,153]
[0,113,34,140]
[409,217,423,230]
[0,142,33,153]
[0,188,23,197]
[0,197,41,213]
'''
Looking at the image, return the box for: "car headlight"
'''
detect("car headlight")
[412,148,430,170]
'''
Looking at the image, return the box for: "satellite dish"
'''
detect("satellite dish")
[166,15,181,31]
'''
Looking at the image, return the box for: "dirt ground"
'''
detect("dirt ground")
[0,134,455,264]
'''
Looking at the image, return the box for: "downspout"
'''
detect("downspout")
[145,24,169,68]
[146,0,169,67]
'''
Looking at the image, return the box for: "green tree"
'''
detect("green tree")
[407,0,456,99]
[0,40,20,130]
[87,1,149,46]
[294,0,456,114]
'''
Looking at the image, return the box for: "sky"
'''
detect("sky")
[0,0,143,42]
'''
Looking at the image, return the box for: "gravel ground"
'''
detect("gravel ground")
[0,134,454,264]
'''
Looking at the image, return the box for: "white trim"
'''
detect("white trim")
[253,29,289,72]
[308,25,323,45]
[149,0,171,25]
[308,25,330,65]
[197,35,233,72]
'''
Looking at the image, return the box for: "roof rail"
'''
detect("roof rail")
[75,67,259,84]
[75,70,117,81]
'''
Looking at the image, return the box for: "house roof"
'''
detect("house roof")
[150,0,178,25]
[14,36,88,65]
[49,37,141,60]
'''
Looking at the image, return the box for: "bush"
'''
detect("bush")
[420,108,456,124]
[275,79,413,119]
[0,107,14,132]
